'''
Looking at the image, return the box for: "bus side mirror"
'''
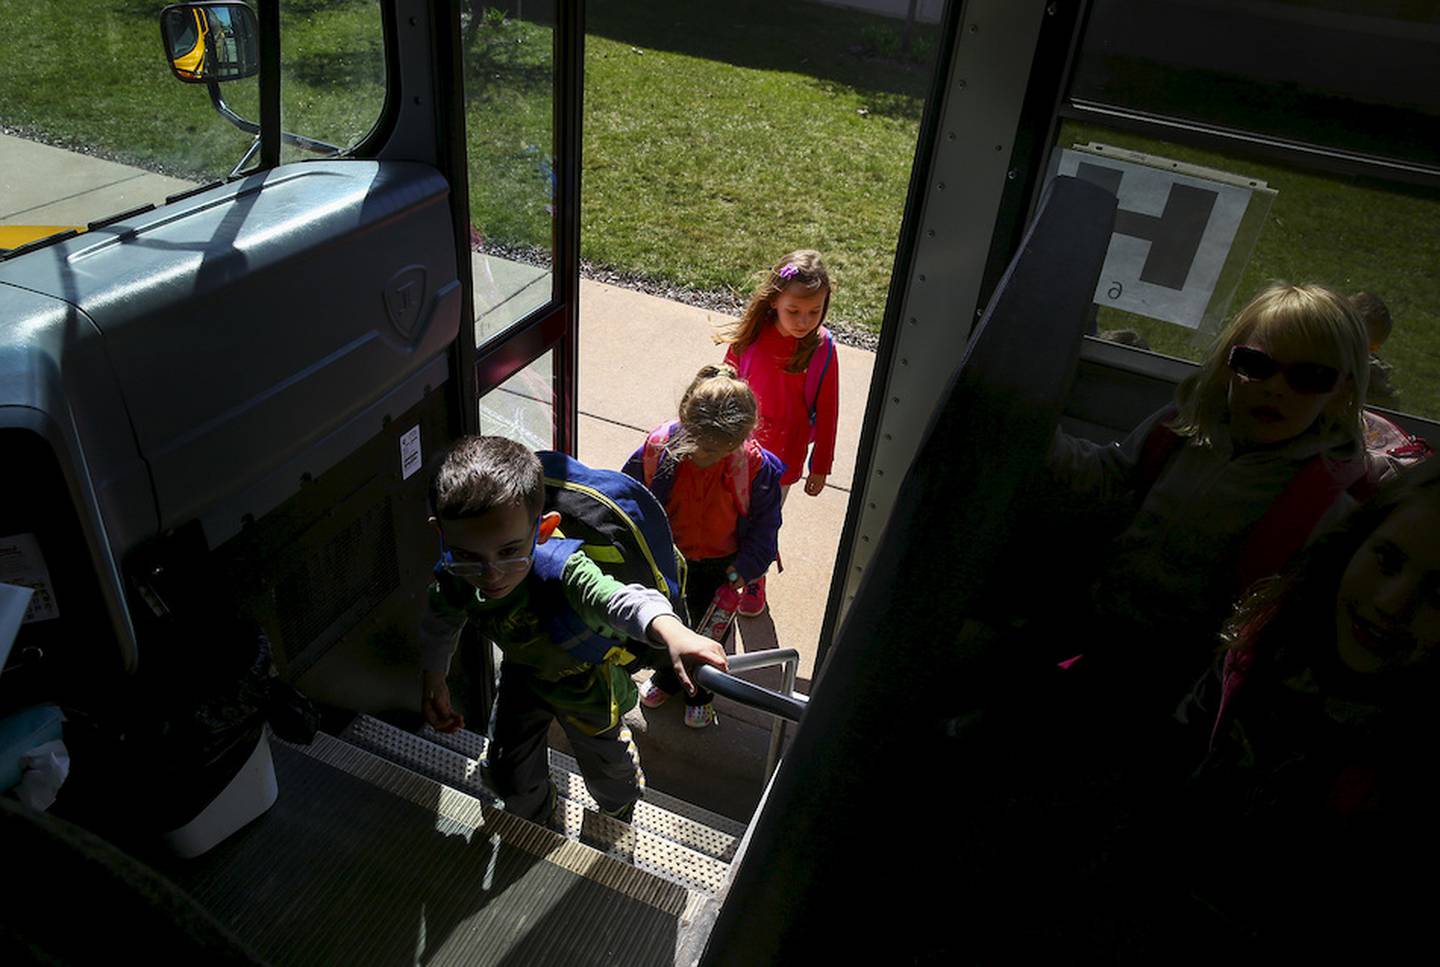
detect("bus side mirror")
[160,2,260,84]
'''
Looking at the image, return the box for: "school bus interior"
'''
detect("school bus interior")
[1,1,1436,964]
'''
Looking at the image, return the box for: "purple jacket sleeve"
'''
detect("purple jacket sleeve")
[732,449,784,583]
[622,444,645,484]
[623,440,675,507]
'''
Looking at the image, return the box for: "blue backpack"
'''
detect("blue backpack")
[528,451,687,668]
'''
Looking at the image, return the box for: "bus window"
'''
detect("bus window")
[1058,0,1439,422]
[479,350,555,453]
[0,0,389,254]
[462,5,558,348]
[279,0,388,164]
[1053,119,1440,424]
[1072,0,1440,169]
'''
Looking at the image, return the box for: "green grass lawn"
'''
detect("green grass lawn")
[459,1,936,334]
[1,0,934,335]
[580,1,935,333]
[0,1,387,179]
[3,3,1436,421]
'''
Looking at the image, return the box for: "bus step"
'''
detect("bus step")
[339,714,736,896]
[171,730,703,965]
[417,723,746,861]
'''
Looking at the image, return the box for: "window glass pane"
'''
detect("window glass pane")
[1072,0,1440,166]
[1055,119,1440,422]
[463,6,555,347]
[0,0,258,247]
[280,0,389,165]
[479,351,555,451]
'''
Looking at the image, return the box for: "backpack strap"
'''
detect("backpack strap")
[531,538,638,666]
[722,439,767,516]
[727,448,751,516]
[1134,406,1183,499]
[531,536,584,582]
[734,340,756,381]
[1235,455,1367,591]
[1211,637,1258,753]
[804,327,835,427]
[641,420,680,488]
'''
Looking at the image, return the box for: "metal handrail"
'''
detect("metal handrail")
[725,649,800,675]
[693,648,802,782]
[693,666,802,722]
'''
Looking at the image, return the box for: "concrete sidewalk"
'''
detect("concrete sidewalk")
[0,134,193,241]
[458,247,876,691]
[571,282,873,821]
[576,278,872,687]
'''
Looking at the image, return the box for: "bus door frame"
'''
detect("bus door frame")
[426,0,586,720]
[816,0,1090,672]
[434,0,586,453]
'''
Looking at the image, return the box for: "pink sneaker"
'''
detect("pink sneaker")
[737,577,767,617]
[639,677,672,709]
[698,585,740,641]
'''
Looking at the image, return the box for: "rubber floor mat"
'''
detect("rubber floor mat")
[165,735,686,966]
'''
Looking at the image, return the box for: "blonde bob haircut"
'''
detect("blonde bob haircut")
[1171,282,1370,451]
[668,364,758,460]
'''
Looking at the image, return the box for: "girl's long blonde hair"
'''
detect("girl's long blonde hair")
[668,364,758,460]
[717,249,831,373]
[1171,282,1370,450]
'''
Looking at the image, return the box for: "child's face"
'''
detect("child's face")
[435,501,540,600]
[771,285,827,340]
[1335,496,1440,674]
[1225,338,1344,446]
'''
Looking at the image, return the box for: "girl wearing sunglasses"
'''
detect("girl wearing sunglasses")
[1047,281,1371,721]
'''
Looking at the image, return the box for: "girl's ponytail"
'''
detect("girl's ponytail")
[670,364,757,460]
[691,363,737,383]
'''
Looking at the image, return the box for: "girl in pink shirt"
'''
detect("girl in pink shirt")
[719,249,840,616]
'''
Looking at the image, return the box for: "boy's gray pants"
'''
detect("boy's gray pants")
[485,663,644,823]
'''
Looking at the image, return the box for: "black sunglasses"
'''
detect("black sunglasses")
[1227,345,1340,395]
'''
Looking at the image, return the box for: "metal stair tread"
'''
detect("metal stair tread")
[340,714,733,896]
[270,731,713,933]
[420,723,749,838]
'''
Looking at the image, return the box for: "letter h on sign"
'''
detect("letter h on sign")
[1076,161,1217,292]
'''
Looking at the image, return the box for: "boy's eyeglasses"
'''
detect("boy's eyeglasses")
[439,519,540,578]
[1227,345,1340,395]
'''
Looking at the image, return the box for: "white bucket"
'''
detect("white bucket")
[159,729,279,859]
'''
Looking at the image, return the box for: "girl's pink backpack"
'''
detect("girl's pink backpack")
[639,420,764,514]
[1362,410,1433,486]
[734,326,835,441]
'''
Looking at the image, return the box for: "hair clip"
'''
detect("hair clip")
[778,263,798,280]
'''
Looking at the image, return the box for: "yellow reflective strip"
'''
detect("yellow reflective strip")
[608,666,620,732]
[0,226,83,248]
[603,645,637,666]
[582,543,625,563]
[544,476,668,592]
